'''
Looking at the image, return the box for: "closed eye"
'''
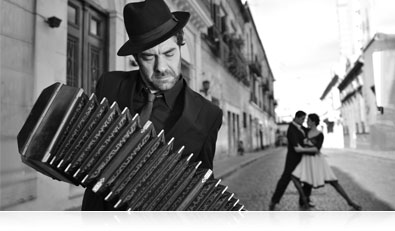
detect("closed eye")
[140,54,154,61]
[164,48,176,57]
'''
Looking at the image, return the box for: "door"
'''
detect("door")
[67,0,108,95]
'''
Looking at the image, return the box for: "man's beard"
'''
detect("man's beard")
[149,69,180,90]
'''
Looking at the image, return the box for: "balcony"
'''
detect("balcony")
[249,61,262,77]
[228,49,249,85]
[226,35,249,86]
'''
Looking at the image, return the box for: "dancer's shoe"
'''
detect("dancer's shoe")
[268,202,276,211]
[349,202,362,211]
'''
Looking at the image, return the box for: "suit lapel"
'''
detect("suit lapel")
[118,72,138,116]
[166,81,203,140]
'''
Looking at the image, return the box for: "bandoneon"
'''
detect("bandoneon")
[17,83,244,211]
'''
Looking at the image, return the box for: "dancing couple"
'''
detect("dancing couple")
[269,111,361,211]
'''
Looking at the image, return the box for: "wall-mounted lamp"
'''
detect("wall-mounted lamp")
[46,16,62,28]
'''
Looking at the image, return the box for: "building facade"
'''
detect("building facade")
[319,75,345,149]
[194,0,276,156]
[338,33,395,151]
[0,0,275,210]
[326,0,393,150]
[336,0,371,70]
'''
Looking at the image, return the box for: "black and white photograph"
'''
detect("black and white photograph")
[1,0,394,230]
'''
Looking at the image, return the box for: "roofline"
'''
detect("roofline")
[363,33,395,52]
[320,74,339,100]
[244,1,276,81]
[337,58,363,91]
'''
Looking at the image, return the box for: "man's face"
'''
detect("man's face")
[136,36,181,91]
[295,115,306,125]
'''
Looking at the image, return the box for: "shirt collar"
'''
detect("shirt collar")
[292,121,305,135]
[292,121,301,129]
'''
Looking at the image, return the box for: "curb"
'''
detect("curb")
[216,148,280,179]
[216,156,262,179]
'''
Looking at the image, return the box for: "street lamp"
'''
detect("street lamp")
[46,16,62,28]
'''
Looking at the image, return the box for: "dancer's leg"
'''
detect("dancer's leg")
[303,183,312,201]
[299,183,313,206]
[328,181,361,210]
[291,176,309,207]
[269,173,291,210]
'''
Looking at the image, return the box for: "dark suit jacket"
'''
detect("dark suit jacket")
[81,70,223,210]
[283,122,305,175]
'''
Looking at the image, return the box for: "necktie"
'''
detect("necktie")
[139,90,156,125]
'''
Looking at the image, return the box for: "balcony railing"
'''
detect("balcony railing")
[227,49,248,85]
[226,35,249,86]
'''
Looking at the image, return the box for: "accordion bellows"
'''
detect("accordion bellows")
[17,83,244,211]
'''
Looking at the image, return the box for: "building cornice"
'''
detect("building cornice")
[338,58,363,92]
[320,75,339,100]
[168,0,213,32]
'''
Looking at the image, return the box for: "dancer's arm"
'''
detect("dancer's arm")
[295,133,324,154]
[294,144,318,153]
[314,133,324,150]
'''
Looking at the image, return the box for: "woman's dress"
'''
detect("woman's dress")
[292,132,337,188]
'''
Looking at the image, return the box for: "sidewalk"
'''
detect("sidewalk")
[325,148,395,161]
[213,147,281,179]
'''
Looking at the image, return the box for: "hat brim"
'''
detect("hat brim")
[117,11,190,56]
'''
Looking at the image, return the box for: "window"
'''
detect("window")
[344,126,349,135]
[243,112,247,128]
[68,4,79,26]
[327,121,335,133]
[89,17,100,36]
[221,15,228,33]
[211,3,225,32]
[361,122,366,133]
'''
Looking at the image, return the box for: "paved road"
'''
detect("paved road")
[221,147,394,211]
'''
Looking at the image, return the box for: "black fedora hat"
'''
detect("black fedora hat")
[117,0,190,56]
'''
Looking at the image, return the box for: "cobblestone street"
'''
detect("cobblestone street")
[220,147,395,211]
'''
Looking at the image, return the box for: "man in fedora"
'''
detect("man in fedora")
[81,0,223,210]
